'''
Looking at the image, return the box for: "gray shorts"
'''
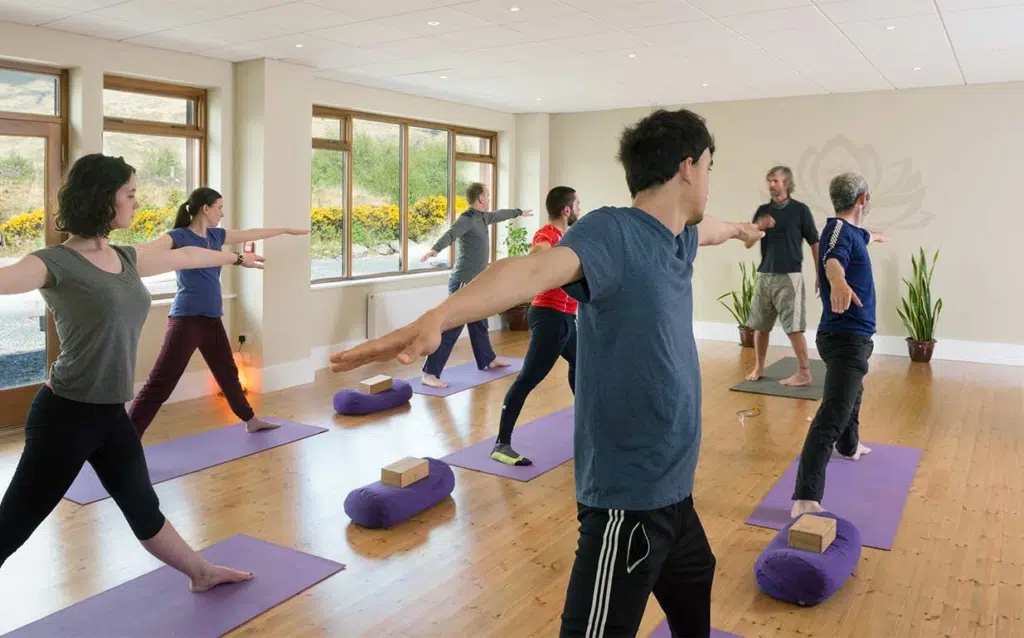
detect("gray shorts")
[747,272,807,334]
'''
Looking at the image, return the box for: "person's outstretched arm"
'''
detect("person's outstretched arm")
[698,213,768,247]
[223,228,308,244]
[483,208,531,224]
[0,255,50,295]
[136,246,264,278]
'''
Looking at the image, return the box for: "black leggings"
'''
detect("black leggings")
[497,306,577,445]
[0,386,166,568]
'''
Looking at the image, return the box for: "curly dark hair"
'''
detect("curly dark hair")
[56,154,136,238]
[617,108,715,198]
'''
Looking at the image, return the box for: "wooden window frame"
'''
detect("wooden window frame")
[0,60,68,429]
[102,75,208,299]
[310,106,498,284]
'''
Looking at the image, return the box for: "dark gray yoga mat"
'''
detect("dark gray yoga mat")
[730,356,826,401]
[2,534,345,637]
[63,419,328,505]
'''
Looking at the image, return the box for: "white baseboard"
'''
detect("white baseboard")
[694,321,1024,367]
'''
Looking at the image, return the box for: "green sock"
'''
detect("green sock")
[490,442,533,466]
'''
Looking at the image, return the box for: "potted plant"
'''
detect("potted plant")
[897,248,942,363]
[501,225,532,331]
[717,261,758,348]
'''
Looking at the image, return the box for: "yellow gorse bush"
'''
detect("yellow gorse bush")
[0,195,467,247]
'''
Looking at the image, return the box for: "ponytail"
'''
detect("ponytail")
[172,187,223,229]
[173,202,192,228]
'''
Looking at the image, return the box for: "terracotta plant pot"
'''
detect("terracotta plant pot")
[738,326,755,348]
[502,303,530,331]
[907,338,936,363]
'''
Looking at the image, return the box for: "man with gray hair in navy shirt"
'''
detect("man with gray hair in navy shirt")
[791,172,888,519]
[329,108,767,637]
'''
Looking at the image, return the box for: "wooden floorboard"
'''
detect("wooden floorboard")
[0,332,1021,637]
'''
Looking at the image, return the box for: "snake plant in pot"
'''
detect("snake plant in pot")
[501,225,532,331]
[717,261,758,348]
[897,248,942,363]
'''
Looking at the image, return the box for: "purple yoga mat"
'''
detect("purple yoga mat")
[63,419,327,505]
[441,406,574,481]
[650,621,741,637]
[409,358,524,397]
[4,534,344,638]
[745,442,922,551]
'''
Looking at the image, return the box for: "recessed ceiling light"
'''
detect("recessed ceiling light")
[627,53,636,58]
[702,83,708,87]
[885,25,895,30]
[535,97,542,101]
[913,66,922,70]
[510,6,520,11]
[428,20,440,25]
[295,44,304,48]
[440,75,448,79]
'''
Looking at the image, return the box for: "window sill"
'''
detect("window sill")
[311,269,452,291]
[150,293,238,308]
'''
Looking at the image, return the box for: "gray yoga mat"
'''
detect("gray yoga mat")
[2,534,345,637]
[730,357,826,401]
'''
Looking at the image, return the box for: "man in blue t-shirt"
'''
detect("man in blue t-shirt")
[791,172,888,519]
[329,109,767,637]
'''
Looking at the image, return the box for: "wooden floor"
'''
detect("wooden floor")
[0,331,1022,637]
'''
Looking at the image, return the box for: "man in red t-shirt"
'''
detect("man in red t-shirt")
[491,186,580,466]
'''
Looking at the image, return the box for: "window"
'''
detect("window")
[102,75,207,297]
[310,107,498,283]
[0,61,67,426]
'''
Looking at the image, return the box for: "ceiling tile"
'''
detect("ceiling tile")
[580,1,705,29]
[720,5,834,35]
[506,10,621,39]
[448,0,577,24]
[815,0,936,24]
[171,0,290,10]
[140,15,289,49]
[686,0,809,18]
[363,35,476,58]
[312,21,415,46]
[638,18,738,45]
[237,1,359,34]
[0,0,78,25]
[88,0,237,29]
[362,5,492,36]
[35,0,123,10]
[436,24,541,47]
[44,12,160,39]
[942,5,1024,53]
[838,14,958,70]
[935,0,1024,10]
[304,0,438,18]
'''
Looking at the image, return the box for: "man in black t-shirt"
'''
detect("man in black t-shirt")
[743,166,820,386]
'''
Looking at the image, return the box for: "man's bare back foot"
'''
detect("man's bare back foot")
[836,443,871,460]
[486,358,511,370]
[189,564,253,592]
[245,417,280,433]
[780,368,812,387]
[421,373,449,388]
[745,366,764,382]
[791,499,825,518]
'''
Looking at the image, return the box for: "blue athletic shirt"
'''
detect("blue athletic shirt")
[167,227,227,318]
[817,217,875,337]
[557,207,702,512]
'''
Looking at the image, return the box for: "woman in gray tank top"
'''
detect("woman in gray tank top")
[0,154,261,591]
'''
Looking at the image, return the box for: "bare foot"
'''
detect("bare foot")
[189,563,253,592]
[245,417,280,433]
[836,443,872,460]
[791,499,825,518]
[780,368,812,387]
[486,358,511,370]
[421,373,449,388]
[745,367,764,381]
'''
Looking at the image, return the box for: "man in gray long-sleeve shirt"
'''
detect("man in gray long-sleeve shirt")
[420,181,533,388]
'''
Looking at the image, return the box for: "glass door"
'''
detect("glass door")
[0,120,63,428]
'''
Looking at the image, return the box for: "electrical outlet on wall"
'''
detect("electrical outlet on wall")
[238,333,252,344]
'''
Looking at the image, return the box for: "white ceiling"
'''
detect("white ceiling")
[2,0,1023,113]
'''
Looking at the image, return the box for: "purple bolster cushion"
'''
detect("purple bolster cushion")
[754,512,861,606]
[333,379,413,416]
[344,457,455,529]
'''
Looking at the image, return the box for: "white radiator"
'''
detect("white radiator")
[366,285,504,339]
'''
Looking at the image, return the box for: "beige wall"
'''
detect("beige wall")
[550,82,1024,346]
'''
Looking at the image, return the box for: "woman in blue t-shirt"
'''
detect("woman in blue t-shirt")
[130,187,307,437]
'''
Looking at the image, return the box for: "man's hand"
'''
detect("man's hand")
[756,214,776,231]
[330,310,444,372]
[421,249,438,262]
[285,228,310,236]
[870,232,887,244]
[830,280,862,313]
[521,209,534,216]
[736,222,767,245]
[814,277,820,298]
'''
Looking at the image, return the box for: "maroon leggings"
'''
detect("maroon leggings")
[129,316,253,436]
